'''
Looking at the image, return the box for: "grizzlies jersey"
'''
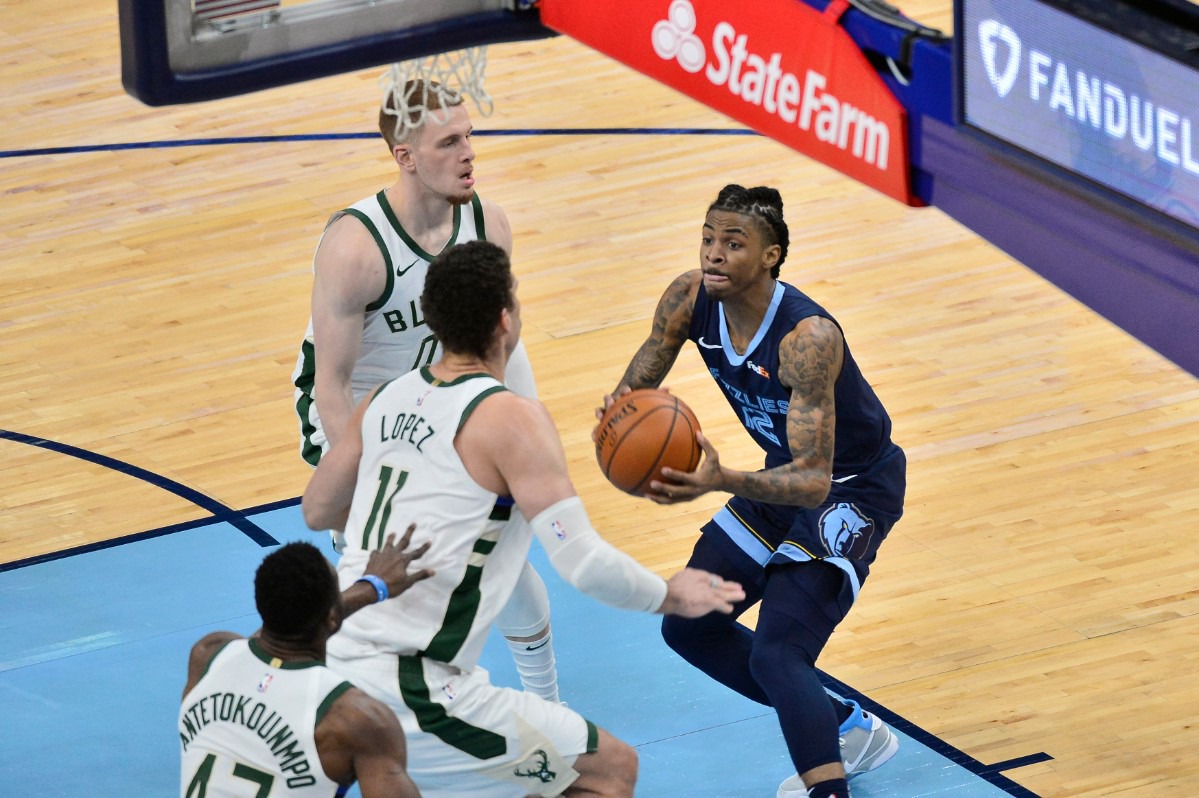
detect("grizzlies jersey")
[179,639,349,798]
[689,281,892,475]
[328,369,532,673]
[691,280,905,596]
[292,191,488,462]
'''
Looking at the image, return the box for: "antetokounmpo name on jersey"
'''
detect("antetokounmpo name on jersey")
[179,692,317,788]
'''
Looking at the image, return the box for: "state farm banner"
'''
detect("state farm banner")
[539,0,916,205]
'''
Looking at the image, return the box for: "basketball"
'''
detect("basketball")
[595,389,702,496]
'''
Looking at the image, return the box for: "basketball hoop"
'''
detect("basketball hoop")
[380,47,493,140]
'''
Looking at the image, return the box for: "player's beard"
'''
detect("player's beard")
[446,189,474,206]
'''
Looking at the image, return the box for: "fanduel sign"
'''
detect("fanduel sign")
[962,0,1199,231]
[541,0,915,205]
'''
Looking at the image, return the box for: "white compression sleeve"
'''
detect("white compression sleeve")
[530,497,668,613]
[503,340,539,399]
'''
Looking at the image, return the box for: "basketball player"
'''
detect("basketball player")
[179,528,432,798]
[290,79,561,703]
[301,240,745,798]
[596,185,907,798]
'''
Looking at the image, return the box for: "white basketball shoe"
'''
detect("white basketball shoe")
[775,700,899,797]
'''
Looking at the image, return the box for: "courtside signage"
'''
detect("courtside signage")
[539,0,915,205]
[962,0,1199,231]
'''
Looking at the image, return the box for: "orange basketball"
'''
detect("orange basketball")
[595,389,702,496]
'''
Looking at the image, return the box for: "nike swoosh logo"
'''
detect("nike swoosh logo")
[831,474,858,483]
[697,337,722,350]
[396,258,421,277]
[524,639,550,652]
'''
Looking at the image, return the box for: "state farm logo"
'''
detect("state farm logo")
[652,0,705,73]
[648,0,891,170]
[978,19,1021,98]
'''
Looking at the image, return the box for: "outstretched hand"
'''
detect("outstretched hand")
[363,524,434,599]
[645,431,723,504]
[659,568,745,617]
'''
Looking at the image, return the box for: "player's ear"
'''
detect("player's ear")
[393,142,415,170]
[761,243,781,271]
[325,598,343,637]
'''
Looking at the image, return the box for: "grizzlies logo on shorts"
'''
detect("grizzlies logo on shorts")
[819,502,875,559]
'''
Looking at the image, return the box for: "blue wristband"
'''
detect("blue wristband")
[355,574,389,604]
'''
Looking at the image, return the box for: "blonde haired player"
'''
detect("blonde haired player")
[292,79,560,703]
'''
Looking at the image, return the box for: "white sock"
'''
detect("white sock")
[505,627,559,703]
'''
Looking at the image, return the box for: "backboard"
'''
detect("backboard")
[118,0,554,106]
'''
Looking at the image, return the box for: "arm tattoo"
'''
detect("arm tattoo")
[781,313,839,469]
[618,273,697,391]
[780,317,840,482]
[725,317,842,506]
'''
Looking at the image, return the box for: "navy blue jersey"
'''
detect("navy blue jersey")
[689,280,893,475]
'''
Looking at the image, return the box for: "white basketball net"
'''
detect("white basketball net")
[380,47,493,140]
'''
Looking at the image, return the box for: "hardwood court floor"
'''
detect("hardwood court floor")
[1,1,1197,795]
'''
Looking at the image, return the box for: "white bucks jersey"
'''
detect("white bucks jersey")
[329,368,532,673]
[291,191,489,458]
[179,639,349,798]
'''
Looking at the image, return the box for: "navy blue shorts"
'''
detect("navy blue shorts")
[702,443,905,601]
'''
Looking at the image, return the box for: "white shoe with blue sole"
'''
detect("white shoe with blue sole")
[775,700,899,797]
